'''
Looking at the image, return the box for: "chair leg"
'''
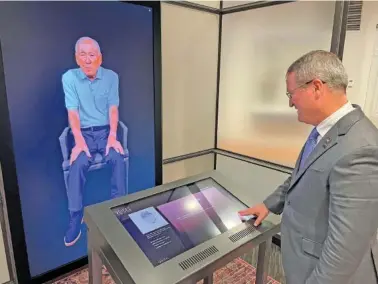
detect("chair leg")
[124,159,129,195]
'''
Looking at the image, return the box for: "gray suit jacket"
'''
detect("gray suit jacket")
[264,106,378,284]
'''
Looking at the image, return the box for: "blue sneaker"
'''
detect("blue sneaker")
[64,210,83,247]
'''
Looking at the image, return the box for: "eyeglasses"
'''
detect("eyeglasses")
[286,79,326,99]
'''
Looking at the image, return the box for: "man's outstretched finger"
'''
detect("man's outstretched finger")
[238,209,248,216]
[254,214,265,227]
[113,142,123,154]
[119,145,125,155]
[239,208,256,216]
[84,148,91,158]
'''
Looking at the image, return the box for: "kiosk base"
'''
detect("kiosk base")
[88,236,273,284]
[88,234,102,284]
[203,275,213,284]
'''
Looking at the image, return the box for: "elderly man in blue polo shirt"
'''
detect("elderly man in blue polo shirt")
[62,36,126,246]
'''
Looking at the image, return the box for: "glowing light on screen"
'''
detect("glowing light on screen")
[184,199,200,211]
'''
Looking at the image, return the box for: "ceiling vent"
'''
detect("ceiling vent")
[347,1,363,31]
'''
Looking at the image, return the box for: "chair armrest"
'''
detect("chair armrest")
[59,127,71,161]
[118,121,128,150]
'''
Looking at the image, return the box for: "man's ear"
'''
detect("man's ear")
[313,79,324,100]
[98,54,103,66]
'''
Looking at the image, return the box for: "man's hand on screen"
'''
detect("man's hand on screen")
[238,203,269,226]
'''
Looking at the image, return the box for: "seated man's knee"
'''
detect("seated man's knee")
[71,152,90,168]
[107,148,124,163]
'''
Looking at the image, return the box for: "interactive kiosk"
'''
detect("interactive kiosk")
[84,171,280,284]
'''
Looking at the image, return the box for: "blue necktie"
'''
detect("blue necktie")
[299,127,319,169]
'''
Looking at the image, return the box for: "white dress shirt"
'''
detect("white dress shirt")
[316,101,355,144]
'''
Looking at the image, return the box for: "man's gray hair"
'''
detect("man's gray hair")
[75,36,101,54]
[287,50,348,91]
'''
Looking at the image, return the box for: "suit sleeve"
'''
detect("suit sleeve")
[263,175,292,215]
[305,146,378,284]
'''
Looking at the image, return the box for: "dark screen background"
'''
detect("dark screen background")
[0,1,156,276]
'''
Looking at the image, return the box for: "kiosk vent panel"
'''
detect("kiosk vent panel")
[229,226,256,243]
[179,246,219,270]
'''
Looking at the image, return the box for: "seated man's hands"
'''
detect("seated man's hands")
[238,203,269,226]
[106,134,125,156]
[70,137,91,165]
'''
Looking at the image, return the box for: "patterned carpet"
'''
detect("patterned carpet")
[52,257,281,284]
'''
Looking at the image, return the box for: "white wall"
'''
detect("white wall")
[223,1,257,8]
[216,154,289,223]
[343,1,378,124]
[161,3,219,160]
[187,0,220,9]
[163,154,214,183]
[217,1,335,168]
[363,27,378,127]
[161,2,218,180]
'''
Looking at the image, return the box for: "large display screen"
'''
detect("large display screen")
[112,178,248,266]
[0,1,159,279]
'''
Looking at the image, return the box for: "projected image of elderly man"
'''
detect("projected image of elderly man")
[62,36,126,247]
[239,50,378,284]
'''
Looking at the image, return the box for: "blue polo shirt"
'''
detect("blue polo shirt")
[62,66,119,128]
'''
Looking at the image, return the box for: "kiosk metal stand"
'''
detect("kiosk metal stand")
[88,239,272,284]
[88,234,102,284]
[88,238,273,284]
[203,275,213,284]
[255,238,272,284]
[84,171,280,284]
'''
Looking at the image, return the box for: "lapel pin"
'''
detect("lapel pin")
[323,138,332,148]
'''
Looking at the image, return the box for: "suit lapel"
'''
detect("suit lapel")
[292,146,304,178]
[288,105,365,192]
[289,128,339,191]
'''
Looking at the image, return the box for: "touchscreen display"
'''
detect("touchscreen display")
[111,178,248,266]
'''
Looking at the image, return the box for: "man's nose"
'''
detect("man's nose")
[85,56,91,64]
[289,99,294,108]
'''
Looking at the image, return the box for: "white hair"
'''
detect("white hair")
[287,50,348,91]
[75,36,101,54]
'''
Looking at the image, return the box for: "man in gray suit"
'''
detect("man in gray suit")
[239,50,378,284]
